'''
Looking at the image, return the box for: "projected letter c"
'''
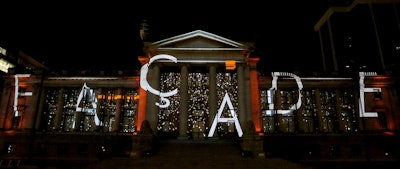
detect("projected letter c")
[140,54,178,108]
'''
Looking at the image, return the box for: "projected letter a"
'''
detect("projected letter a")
[208,93,243,137]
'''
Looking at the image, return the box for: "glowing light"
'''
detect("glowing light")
[225,60,236,70]
[359,72,380,117]
[0,58,14,73]
[140,54,178,108]
[208,92,243,137]
[114,95,122,100]
[76,83,101,127]
[265,72,303,116]
[14,74,31,117]
[383,131,395,136]
[0,46,7,55]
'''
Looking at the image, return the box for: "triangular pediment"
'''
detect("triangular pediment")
[144,30,253,64]
[152,30,248,50]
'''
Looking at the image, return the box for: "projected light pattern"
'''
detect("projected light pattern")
[188,73,209,138]
[216,72,238,137]
[156,72,238,137]
[43,88,138,133]
[261,89,357,134]
[98,90,117,132]
[338,90,357,132]
[261,90,274,133]
[76,84,98,132]
[158,72,180,133]
[320,90,337,133]
[43,89,59,131]
[62,89,80,132]
[300,90,317,133]
[279,90,297,133]
[121,89,138,132]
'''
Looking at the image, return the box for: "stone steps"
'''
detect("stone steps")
[81,138,312,169]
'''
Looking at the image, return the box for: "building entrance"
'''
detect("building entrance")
[156,71,239,140]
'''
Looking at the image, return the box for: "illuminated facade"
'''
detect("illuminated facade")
[1,2,400,167]
[1,29,399,167]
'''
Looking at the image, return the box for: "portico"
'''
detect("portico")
[136,30,261,139]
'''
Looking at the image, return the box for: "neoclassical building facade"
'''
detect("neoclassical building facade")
[0,30,399,167]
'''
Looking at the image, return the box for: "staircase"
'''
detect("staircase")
[80,138,313,169]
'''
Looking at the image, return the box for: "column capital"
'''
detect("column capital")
[247,57,260,68]
[180,63,190,68]
[138,56,149,65]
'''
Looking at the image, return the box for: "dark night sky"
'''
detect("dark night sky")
[0,0,352,72]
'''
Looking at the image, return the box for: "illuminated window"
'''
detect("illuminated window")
[62,88,80,132]
[0,46,7,55]
[339,90,357,132]
[43,89,59,131]
[278,90,297,133]
[300,90,317,133]
[121,89,138,132]
[320,90,337,133]
[98,89,117,132]
[261,90,275,133]
[0,58,14,73]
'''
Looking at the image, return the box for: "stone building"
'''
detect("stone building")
[0,28,399,167]
[1,1,400,167]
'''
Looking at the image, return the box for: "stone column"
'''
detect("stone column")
[244,65,251,121]
[0,84,12,129]
[113,88,123,132]
[248,57,261,132]
[237,64,246,127]
[136,87,147,131]
[179,64,189,139]
[74,112,83,131]
[21,83,39,130]
[137,56,149,131]
[145,63,160,135]
[208,64,217,137]
[35,85,46,130]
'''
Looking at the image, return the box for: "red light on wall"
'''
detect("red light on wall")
[383,131,395,136]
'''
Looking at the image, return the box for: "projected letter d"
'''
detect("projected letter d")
[266,72,303,115]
